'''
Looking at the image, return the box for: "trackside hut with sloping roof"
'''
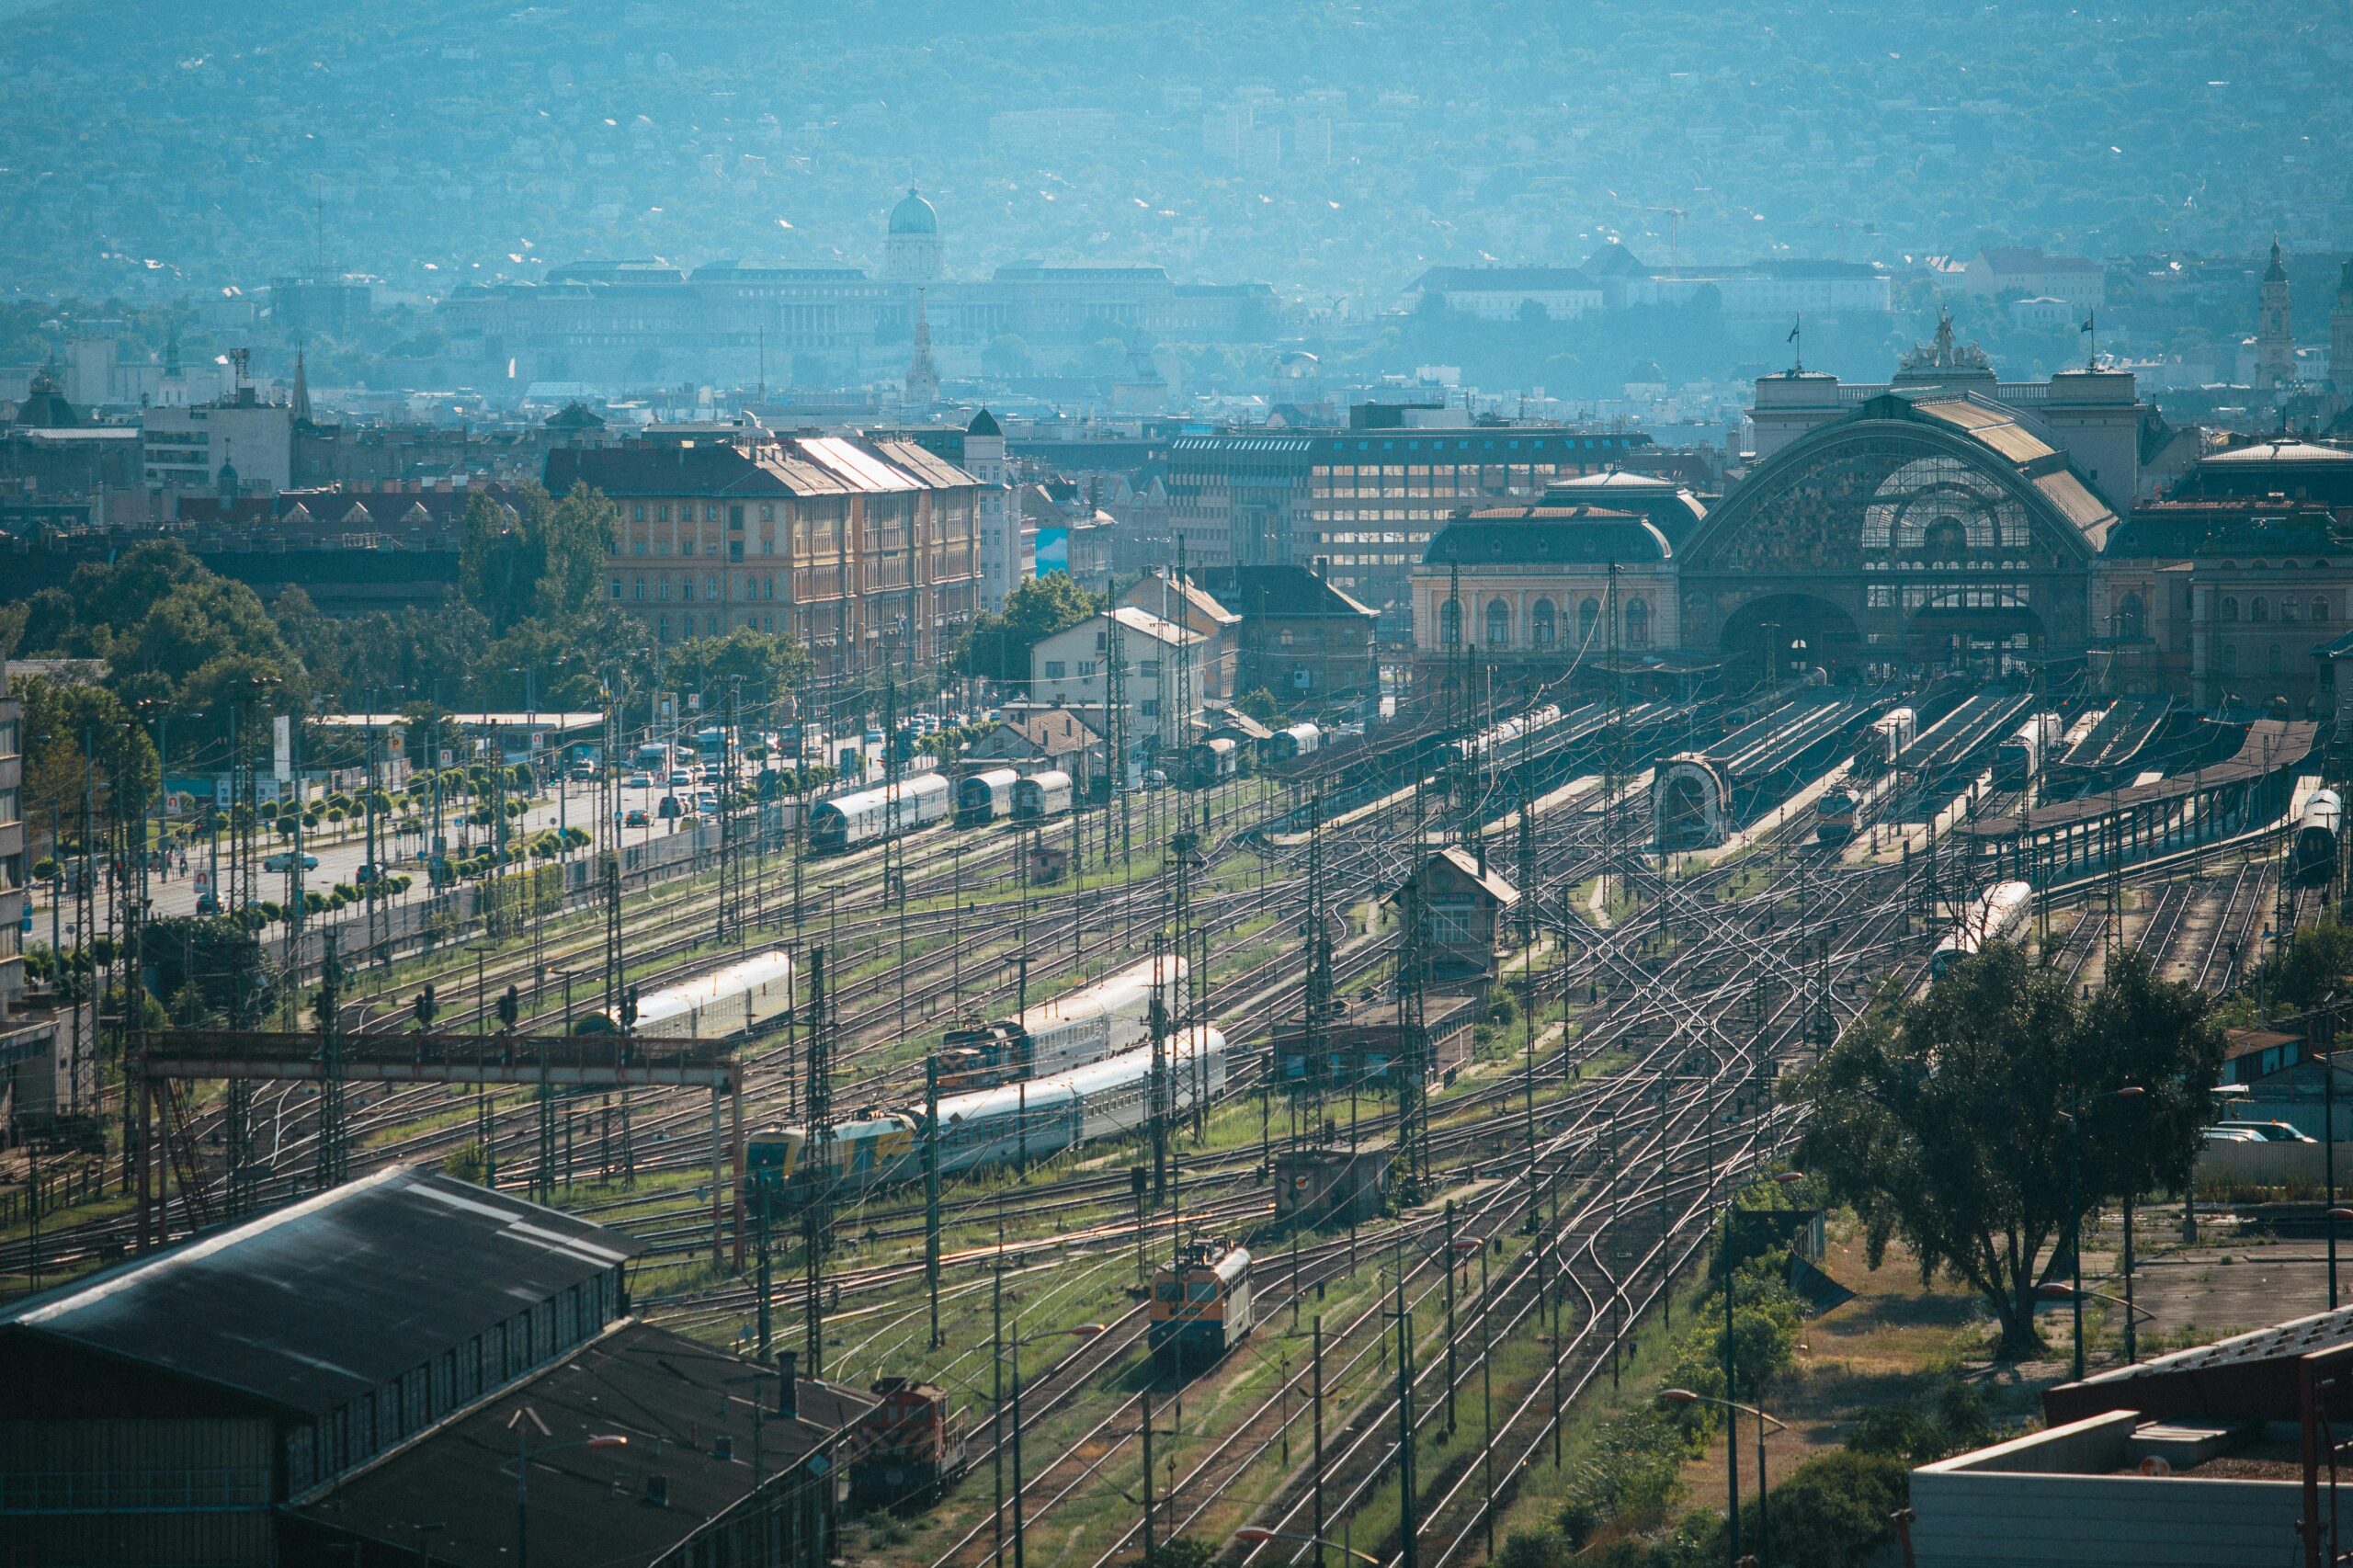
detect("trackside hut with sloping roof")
[1384,846,1520,981]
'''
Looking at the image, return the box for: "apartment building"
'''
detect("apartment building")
[545,426,982,678]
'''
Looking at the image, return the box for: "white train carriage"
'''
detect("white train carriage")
[574,946,796,1040]
[808,772,953,852]
[939,955,1187,1089]
[1993,714,2061,791]
[2295,788,2344,887]
[1855,708,1916,775]
[958,767,1021,825]
[1930,881,2035,976]
[1267,722,1324,763]
[1450,703,1565,765]
[746,1026,1228,1191]
[1011,769,1075,822]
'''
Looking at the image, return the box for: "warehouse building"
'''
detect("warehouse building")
[0,1166,870,1566]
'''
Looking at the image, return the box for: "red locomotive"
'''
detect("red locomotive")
[849,1378,969,1508]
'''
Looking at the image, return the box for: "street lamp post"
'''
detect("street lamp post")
[1663,1390,1787,1563]
[2062,1085,2144,1381]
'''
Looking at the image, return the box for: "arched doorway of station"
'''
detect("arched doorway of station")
[1903,602,2047,676]
[1720,594,1862,683]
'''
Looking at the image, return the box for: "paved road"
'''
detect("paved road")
[24,777,712,941]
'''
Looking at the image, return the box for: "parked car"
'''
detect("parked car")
[622,808,650,827]
[2214,1120,2317,1143]
[2203,1127,2262,1145]
[263,851,319,872]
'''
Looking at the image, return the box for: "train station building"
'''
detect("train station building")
[1415,312,2353,717]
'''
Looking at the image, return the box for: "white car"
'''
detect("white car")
[263,851,319,872]
[2202,1127,2261,1145]
[2214,1120,2317,1144]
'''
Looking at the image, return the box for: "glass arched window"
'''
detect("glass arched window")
[1625,597,1651,648]
[1578,597,1600,642]
[1485,599,1511,649]
[1531,599,1556,648]
[2317,597,2336,623]
[1440,598,1462,650]
[2221,597,2239,622]
[2115,591,2145,641]
[2282,597,2301,622]
[2251,597,2270,623]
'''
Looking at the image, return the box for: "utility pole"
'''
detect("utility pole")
[924,1051,942,1347]
[801,947,833,1377]
[313,932,346,1190]
[1392,1258,1418,1568]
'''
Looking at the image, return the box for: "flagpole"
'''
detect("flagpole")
[2082,310,2097,370]
[1789,313,1803,374]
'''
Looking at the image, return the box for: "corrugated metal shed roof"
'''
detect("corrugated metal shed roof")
[293,1321,874,1567]
[0,1167,638,1416]
[868,437,977,489]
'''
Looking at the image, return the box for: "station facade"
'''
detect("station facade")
[1416,318,2353,716]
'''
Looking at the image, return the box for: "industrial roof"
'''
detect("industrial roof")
[1194,563,1379,620]
[0,1167,638,1417]
[1422,508,1672,566]
[2202,438,2353,465]
[293,1321,874,1567]
[2046,1303,2353,1427]
[1957,719,2316,839]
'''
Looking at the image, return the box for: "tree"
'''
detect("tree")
[142,914,278,1026]
[15,676,161,845]
[459,490,537,634]
[2256,917,2353,1011]
[960,574,1102,687]
[1235,686,1281,724]
[1731,1450,1909,1568]
[671,623,813,702]
[1797,943,2222,1358]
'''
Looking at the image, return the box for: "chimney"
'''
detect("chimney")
[776,1349,799,1419]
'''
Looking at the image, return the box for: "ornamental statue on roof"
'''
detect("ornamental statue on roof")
[1897,307,1995,379]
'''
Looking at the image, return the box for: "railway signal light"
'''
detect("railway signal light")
[413,983,438,1028]
[497,984,521,1031]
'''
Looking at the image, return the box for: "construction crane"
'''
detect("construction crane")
[1608,191,1685,274]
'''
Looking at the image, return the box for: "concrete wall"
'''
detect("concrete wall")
[1912,1411,2303,1567]
[2195,1137,2353,1189]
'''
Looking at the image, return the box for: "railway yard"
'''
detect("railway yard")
[1,677,2337,1568]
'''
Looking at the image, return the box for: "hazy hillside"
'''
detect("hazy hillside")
[1,0,2347,304]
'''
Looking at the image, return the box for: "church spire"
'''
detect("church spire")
[2256,233,2295,393]
[903,288,940,409]
[291,347,313,424]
